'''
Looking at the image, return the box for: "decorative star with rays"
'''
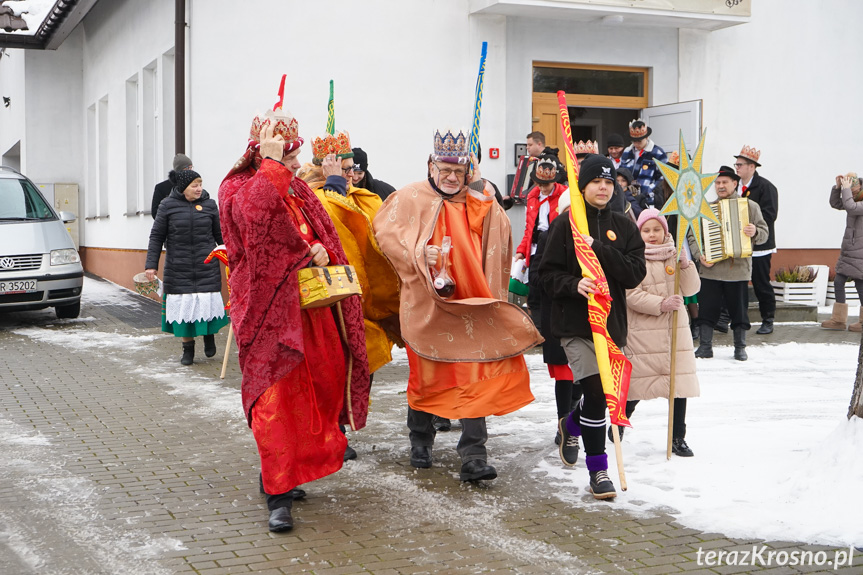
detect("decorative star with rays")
[655,129,719,256]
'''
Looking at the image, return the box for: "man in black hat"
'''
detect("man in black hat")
[734,145,778,335]
[152,153,194,220]
[606,133,625,170]
[350,147,396,201]
[694,166,768,361]
[539,154,646,500]
[620,120,667,207]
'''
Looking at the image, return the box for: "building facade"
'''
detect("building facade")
[1,0,860,291]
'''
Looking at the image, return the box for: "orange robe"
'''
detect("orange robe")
[407,195,533,419]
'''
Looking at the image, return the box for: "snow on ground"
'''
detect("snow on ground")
[12,276,863,549]
[0,417,184,575]
[511,344,863,547]
[3,0,56,35]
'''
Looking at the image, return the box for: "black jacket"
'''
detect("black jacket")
[742,171,778,251]
[145,188,223,295]
[151,179,173,219]
[359,170,396,201]
[538,203,646,348]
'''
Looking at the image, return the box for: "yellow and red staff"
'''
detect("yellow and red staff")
[556,91,631,489]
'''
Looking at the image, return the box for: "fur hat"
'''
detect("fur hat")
[578,154,616,186]
[636,207,669,235]
[169,168,202,193]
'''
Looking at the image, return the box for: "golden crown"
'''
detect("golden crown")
[249,109,299,145]
[629,118,649,139]
[574,140,599,155]
[737,145,761,164]
[433,129,469,164]
[312,131,353,161]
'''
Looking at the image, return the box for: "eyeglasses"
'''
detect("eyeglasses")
[434,164,467,178]
[341,165,355,174]
[733,162,747,168]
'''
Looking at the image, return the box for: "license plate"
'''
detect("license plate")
[0,279,38,294]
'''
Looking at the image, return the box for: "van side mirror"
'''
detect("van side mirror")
[58,211,76,223]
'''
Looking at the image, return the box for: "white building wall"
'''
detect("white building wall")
[0,46,27,166]
[188,0,502,195]
[679,0,863,250]
[77,0,175,250]
[24,28,83,187]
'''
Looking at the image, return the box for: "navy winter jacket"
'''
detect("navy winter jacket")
[145,188,223,295]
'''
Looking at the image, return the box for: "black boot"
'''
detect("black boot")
[756,318,774,335]
[181,341,195,365]
[694,325,713,358]
[203,334,217,357]
[733,327,748,361]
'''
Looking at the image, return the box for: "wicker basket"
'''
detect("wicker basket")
[133,272,161,296]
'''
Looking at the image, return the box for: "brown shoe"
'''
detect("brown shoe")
[850,321,862,333]
[821,302,849,330]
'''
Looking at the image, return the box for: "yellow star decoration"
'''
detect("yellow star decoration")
[655,129,719,257]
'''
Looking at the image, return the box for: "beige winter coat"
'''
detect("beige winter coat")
[626,242,701,400]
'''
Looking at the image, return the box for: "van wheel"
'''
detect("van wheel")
[56,301,81,319]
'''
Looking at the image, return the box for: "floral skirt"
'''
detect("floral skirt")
[161,292,229,338]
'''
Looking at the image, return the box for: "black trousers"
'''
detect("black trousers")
[697,278,751,330]
[407,407,488,462]
[750,255,776,320]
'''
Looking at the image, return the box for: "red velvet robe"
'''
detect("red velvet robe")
[218,156,370,430]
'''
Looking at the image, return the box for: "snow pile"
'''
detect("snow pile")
[2,0,56,35]
[521,343,863,547]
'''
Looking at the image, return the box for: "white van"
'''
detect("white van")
[0,166,83,318]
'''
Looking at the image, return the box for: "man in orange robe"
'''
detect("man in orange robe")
[373,129,543,482]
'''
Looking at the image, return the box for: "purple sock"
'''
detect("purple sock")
[585,453,608,473]
[565,412,582,437]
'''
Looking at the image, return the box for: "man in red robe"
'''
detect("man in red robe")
[219,102,369,533]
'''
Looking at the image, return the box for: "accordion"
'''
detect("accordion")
[702,198,752,264]
[297,265,362,309]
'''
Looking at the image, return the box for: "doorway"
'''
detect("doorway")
[532,62,649,152]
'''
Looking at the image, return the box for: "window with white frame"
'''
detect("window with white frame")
[98,96,109,217]
[125,74,139,215]
[143,60,158,211]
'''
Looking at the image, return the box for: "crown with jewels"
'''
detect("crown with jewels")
[574,140,599,156]
[312,131,354,162]
[667,151,680,166]
[248,75,301,148]
[736,145,761,164]
[433,129,469,165]
[629,118,649,139]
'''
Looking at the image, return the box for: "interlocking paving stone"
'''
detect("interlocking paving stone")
[0,284,858,574]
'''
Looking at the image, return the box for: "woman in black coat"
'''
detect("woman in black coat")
[144,169,228,365]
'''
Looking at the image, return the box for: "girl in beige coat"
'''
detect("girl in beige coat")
[622,209,701,457]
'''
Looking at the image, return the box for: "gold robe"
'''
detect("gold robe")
[309,174,400,374]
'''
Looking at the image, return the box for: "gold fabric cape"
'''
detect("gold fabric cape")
[310,178,401,374]
[373,180,542,362]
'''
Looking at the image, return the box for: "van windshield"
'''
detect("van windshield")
[0,178,56,221]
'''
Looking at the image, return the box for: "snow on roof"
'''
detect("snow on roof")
[1,0,56,36]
